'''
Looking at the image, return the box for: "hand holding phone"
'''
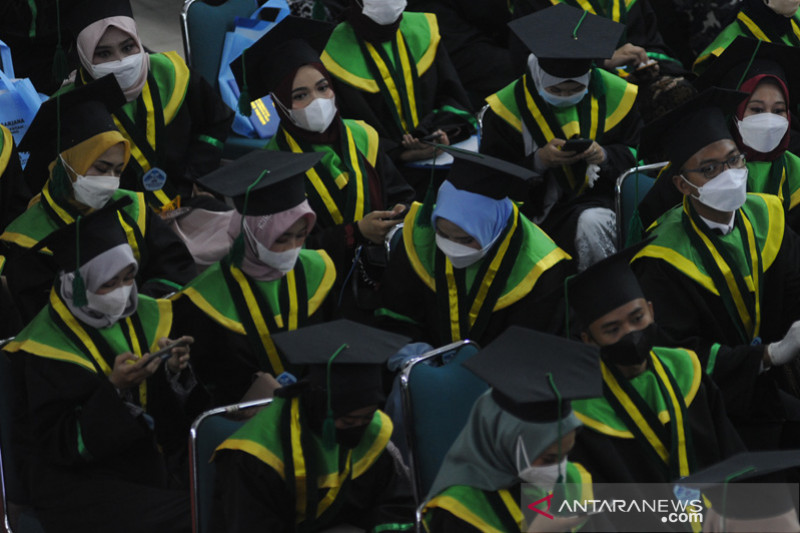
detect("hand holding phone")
[562,138,593,154]
[140,338,190,367]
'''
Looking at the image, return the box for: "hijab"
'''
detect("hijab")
[227,200,317,281]
[75,16,150,101]
[431,180,513,249]
[345,0,402,43]
[60,243,139,329]
[271,62,342,145]
[528,53,591,96]
[733,74,791,162]
[425,390,582,500]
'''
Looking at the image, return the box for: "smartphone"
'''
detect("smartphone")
[636,59,658,72]
[140,339,189,366]
[563,138,593,154]
[421,131,444,142]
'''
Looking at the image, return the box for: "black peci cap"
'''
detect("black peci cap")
[230,15,334,101]
[694,37,800,106]
[440,146,540,200]
[19,74,126,155]
[509,4,624,78]
[197,150,322,216]
[639,87,748,172]
[567,239,653,329]
[463,326,602,422]
[66,0,134,38]
[34,197,132,272]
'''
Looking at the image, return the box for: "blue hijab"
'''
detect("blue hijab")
[430,181,513,247]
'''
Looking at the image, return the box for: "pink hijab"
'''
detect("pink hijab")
[75,16,150,101]
[227,200,317,281]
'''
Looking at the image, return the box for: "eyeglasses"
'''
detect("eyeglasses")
[683,153,746,179]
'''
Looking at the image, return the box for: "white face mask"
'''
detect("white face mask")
[516,436,567,491]
[89,52,145,90]
[736,113,789,153]
[61,157,120,209]
[539,88,588,108]
[680,167,749,212]
[766,0,800,17]
[289,96,337,133]
[435,233,488,269]
[86,283,133,321]
[244,223,302,273]
[361,0,406,25]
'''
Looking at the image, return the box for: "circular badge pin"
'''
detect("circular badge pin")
[142,167,168,191]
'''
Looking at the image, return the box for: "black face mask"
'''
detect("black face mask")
[336,425,369,449]
[600,323,657,366]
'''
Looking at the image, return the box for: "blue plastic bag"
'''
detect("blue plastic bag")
[0,41,44,164]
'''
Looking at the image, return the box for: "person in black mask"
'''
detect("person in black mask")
[211,320,415,533]
[564,242,745,485]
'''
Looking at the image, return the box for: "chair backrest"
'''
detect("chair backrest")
[614,161,669,248]
[399,340,487,503]
[180,0,259,90]
[188,398,273,533]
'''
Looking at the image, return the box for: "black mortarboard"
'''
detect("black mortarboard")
[272,320,410,445]
[509,4,624,78]
[66,0,134,39]
[440,146,539,200]
[198,150,322,216]
[230,16,334,102]
[34,197,131,272]
[639,88,748,172]
[567,239,653,329]
[19,74,126,155]
[694,37,800,106]
[677,451,800,519]
[463,326,602,422]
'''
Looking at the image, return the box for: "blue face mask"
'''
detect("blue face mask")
[538,88,588,108]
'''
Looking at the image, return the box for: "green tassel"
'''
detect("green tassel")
[50,158,71,197]
[625,209,646,247]
[72,271,88,307]
[52,44,68,83]
[230,233,245,267]
[322,414,336,449]
[238,87,252,117]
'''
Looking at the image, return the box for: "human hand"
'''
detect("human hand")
[357,204,406,244]
[109,351,161,389]
[159,335,193,374]
[578,141,606,165]
[603,43,649,70]
[537,138,583,169]
[399,130,450,162]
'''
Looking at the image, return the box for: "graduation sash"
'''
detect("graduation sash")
[434,203,523,343]
[272,121,371,226]
[218,257,309,376]
[599,353,697,480]
[550,0,629,27]
[747,154,800,212]
[735,10,800,46]
[355,30,422,134]
[680,198,763,344]
[514,71,606,195]
[216,396,392,530]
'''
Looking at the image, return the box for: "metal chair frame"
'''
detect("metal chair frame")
[614,161,669,248]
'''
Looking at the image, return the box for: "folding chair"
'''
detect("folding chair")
[614,161,669,248]
[180,0,267,159]
[0,345,44,533]
[398,340,487,506]
[384,222,404,260]
[188,398,273,533]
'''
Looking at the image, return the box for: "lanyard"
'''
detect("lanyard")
[357,31,420,134]
[681,199,763,343]
[435,205,521,342]
[48,284,150,409]
[601,355,695,480]
[277,124,369,225]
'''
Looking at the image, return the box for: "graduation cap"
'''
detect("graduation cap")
[463,326,602,423]
[198,150,322,216]
[439,145,539,200]
[65,0,134,38]
[693,37,800,105]
[19,74,126,155]
[639,87,748,172]
[567,239,653,329]
[34,197,132,306]
[230,16,334,114]
[272,320,410,446]
[677,451,800,520]
[508,4,624,78]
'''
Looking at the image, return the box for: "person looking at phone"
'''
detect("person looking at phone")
[3,199,198,532]
[481,5,642,271]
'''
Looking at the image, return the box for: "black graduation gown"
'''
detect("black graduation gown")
[212,444,414,533]
[0,136,29,233]
[376,234,571,346]
[479,100,642,257]
[406,0,518,108]
[2,208,197,325]
[18,352,192,533]
[631,226,800,450]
